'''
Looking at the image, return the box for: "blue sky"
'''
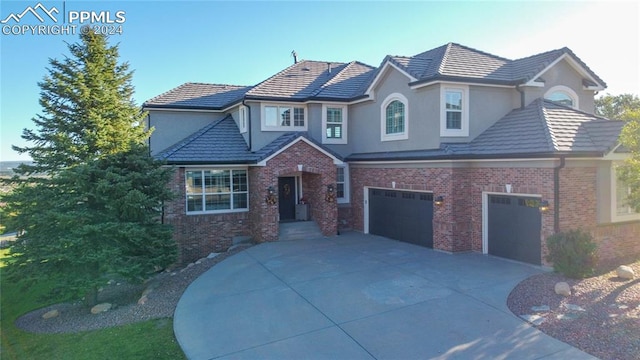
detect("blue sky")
[1,0,638,161]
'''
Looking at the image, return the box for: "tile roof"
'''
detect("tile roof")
[245,60,375,101]
[156,115,256,164]
[156,116,343,164]
[385,43,606,88]
[347,99,622,161]
[144,83,252,110]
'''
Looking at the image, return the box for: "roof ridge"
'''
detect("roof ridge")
[536,99,559,152]
[186,82,251,88]
[437,43,454,75]
[309,62,353,97]
[159,115,231,159]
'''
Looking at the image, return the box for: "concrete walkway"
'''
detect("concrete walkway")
[174,232,597,360]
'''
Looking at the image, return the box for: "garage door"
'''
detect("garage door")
[369,189,433,248]
[488,194,542,265]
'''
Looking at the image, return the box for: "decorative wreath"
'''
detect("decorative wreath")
[265,193,277,205]
[325,193,336,203]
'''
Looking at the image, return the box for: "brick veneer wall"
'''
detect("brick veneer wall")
[164,167,251,264]
[349,165,555,259]
[250,140,338,242]
[559,166,640,268]
[349,163,640,266]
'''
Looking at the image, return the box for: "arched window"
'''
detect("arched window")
[380,93,408,141]
[545,86,578,108]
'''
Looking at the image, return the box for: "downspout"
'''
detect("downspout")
[553,156,566,233]
[147,113,152,155]
[516,84,525,109]
[242,98,252,151]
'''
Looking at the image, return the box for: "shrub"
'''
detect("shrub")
[546,229,598,278]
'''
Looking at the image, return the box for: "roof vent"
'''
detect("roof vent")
[327,62,332,74]
[291,50,298,64]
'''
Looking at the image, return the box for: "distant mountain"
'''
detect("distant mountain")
[0,161,35,175]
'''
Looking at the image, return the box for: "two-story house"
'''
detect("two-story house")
[144,43,639,268]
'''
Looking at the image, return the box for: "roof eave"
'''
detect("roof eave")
[409,76,518,89]
[346,151,606,162]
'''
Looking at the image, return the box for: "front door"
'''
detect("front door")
[278,177,296,222]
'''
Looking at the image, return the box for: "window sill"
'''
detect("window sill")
[186,209,249,216]
[381,133,408,142]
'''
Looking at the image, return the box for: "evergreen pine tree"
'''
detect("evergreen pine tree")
[3,31,176,306]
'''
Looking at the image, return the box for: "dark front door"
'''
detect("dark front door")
[488,195,542,265]
[278,177,296,222]
[369,189,434,248]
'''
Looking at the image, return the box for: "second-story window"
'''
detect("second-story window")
[322,104,347,144]
[380,93,409,141]
[440,84,469,137]
[262,104,307,131]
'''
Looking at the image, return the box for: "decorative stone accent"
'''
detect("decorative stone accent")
[555,282,571,296]
[531,305,550,312]
[42,309,59,319]
[207,252,220,259]
[564,303,585,311]
[137,295,148,305]
[90,303,112,314]
[557,313,580,320]
[617,265,635,280]
[520,314,546,326]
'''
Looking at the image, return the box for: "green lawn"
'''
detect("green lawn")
[0,251,186,360]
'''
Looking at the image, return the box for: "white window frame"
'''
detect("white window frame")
[544,85,579,109]
[336,165,350,204]
[260,103,308,131]
[380,93,409,141]
[238,106,248,133]
[185,168,249,215]
[322,104,348,144]
[440,84,469,137]
[611,163,640,222]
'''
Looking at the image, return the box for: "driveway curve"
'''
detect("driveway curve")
[174,232,596,360]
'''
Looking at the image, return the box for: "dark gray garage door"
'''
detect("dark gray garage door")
[369,189,433,248]
[488,194,542,265]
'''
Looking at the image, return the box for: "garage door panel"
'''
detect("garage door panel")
[368,189,433,248]
[488,195,541,265]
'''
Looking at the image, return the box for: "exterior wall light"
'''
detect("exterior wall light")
[539,200,550,213]
[434,196,444,206]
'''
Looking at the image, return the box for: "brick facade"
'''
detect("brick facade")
[164,139,338,264]
[164,168,251,264]
[346,163,640,267]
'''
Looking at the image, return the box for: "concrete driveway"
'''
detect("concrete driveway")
[174,232,596,360]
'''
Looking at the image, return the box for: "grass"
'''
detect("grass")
[0,251,186,360]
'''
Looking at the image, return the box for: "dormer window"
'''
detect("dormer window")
[544,85,578,108]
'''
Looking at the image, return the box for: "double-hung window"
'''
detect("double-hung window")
[238,106,248,133]
[440,84,469,137]
[610,163,640,222]
[185,169,248,214]
[322,105,347,144]
[262,104,307,131]
[380,93,409,141]
[336,165,349,203]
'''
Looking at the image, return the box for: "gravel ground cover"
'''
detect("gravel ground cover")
[16,246,639,360]
[507,261,640,360]
[15,245,251,334]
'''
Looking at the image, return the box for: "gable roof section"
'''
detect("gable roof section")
[156,116,344,165]
[347,99,622,161]
[144,83,252,110]
[156,115,256,164]
[245,60,375,102]
[365,43,606,89]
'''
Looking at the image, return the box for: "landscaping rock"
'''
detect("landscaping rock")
[557,313,580,320]
[207,252,220,259]
[42,309,59,319]
[617,265,635,280]
[137,295,148,305]
[555,282,571,296]
[520,314,546,326]
[90,303,112,314]
[564,303,585,311]
[531,305,550,312]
